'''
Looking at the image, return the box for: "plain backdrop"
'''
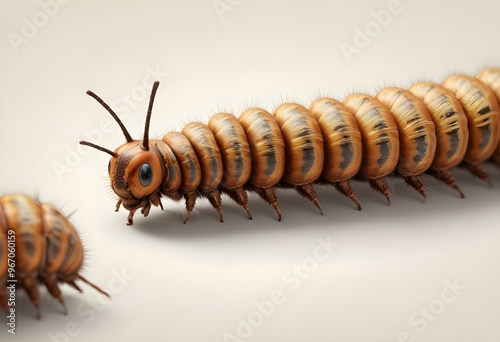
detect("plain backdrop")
[1,1,500,341]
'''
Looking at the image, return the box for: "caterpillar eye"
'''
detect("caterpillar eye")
[139,163,153,187]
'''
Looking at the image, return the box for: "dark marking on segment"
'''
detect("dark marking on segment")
[339,142,353,170]
[480,123,491,149]
[48,238,60,259]
[262,133,273,141]
[335,124,348,132]
[413,136,427,162]
[264,147,277,176]
[297,128,310,138]
[22,234,36,257]
[234,155,244,179]
[209,157,219,183]
[62,237,75,265]
[478,106,491,115]
[167,161,178,182]
[185,155,197,183]
[377,141,390,166]
[447,129,459,157]
[445,110,455,118]
[301,139,315,174]
[374,121,387,130]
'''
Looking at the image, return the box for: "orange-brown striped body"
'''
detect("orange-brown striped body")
[376,88,436,177]
[0,194,108,317]
[181,123,223,193]
[83,68,500,225]
[410,82,469,170]
[344,94,400,179]
[239,108,285,188]
[41,204,84,280]
[273,103,324,185]
[309,98,362,182]
[163,132,201,192]
[208,113,252,189]
[1,195,45,281]
[442,75,500,164]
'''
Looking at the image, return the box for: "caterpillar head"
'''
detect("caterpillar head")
[80,81,164,225]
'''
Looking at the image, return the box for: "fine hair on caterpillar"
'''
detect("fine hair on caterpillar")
[0,194,110,318]
[80,69,500,226]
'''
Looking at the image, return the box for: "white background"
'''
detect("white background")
[1,0,500,341]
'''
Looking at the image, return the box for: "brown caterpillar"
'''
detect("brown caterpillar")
[0,194,109,318]
[80,69,500,225]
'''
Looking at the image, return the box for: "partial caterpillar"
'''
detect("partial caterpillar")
[0,194,109,318]
[80,69,500,225]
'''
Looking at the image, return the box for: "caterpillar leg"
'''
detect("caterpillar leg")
[294,183,323,215]
[183,191,197,224]
[23,277,41,319]
[404,175,426,200]
[464,162,492,186]
[126,208,138,226]
[427,169,465,198]
[369,178,391,205]
[115,199,122,212]
[251,186,282,221]
[76,274,110,298]
[335,180,362,211]
[41,275,67,314]
[204,189,224,222]
[67,280,83,293]
[222,187,252,220]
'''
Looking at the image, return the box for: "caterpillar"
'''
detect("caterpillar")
[80,69,500,226]
[0,194,109,318]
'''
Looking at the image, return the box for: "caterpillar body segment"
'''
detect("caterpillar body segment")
[0,194,109,318]
[343,94,400,204]
[162,132,201,224]
[409,82,469,197]
[409,83,469,171]
[238,108,285,221]
[208,113,253,219]
[308,98,363,210]
[376,88,437,198]
[181,123,224,222]
[272,103,325,214]
[80,70,500,225]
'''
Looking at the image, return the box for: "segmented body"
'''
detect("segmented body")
[81,69,500,225]
[0,194,109,317]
